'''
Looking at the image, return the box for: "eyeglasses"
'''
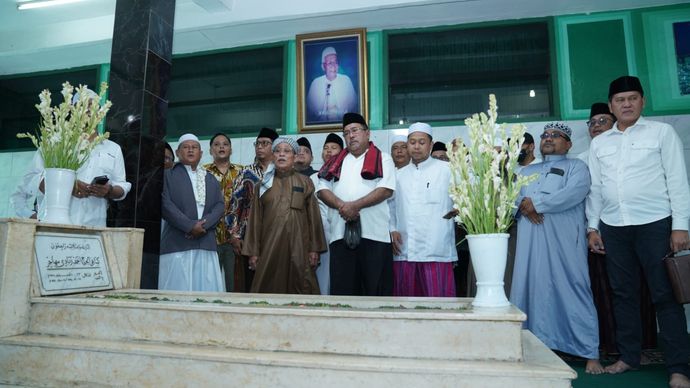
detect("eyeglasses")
[323,60,338,67]
[180,144,200,151]
[343,127,365,137]
[586,117,612,128]
[254,140,272,148]
[540,132,569,140]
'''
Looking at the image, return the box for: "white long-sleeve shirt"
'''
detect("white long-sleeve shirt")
[37,139,132,227]
[391,157,458,263]
[586,117,690,230]
[317,150,396,244]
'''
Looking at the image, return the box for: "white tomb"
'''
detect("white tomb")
[0,219,576,387]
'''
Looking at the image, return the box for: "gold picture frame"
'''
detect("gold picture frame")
[296,28,368,132]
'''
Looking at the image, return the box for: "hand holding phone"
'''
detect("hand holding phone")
[91,175,109,185]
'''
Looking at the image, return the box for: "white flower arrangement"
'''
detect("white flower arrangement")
[448,94,536,234]
[17,81,112,170]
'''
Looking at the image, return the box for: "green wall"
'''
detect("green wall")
[3,2,690,145]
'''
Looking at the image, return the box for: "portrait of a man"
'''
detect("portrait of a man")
[297,28,368,131]
[306,46,357,123]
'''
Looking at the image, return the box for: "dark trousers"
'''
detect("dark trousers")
[330,238,393,296]
[601,217,690,375]
[217,243,235,292]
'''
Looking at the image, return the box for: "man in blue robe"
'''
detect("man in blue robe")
[510,122,603,374]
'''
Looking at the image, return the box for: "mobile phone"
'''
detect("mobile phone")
[91,175,109,185]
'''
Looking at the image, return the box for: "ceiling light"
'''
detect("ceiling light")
[529,89,536,98]
[17,0,85,10]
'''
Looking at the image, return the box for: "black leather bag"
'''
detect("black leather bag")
[344,219,361,250]
[663,251,690,304]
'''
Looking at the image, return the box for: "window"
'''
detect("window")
[388,22,552,124]
[0,68,99,150]
[167,45,285,139]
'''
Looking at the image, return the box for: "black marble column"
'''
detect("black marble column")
[106,0,175,289]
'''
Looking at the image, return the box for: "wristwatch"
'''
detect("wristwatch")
[587,227,599,235]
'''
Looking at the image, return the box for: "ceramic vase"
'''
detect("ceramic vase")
[467,233,510,307]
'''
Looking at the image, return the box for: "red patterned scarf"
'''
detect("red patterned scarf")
[318,142,383,182]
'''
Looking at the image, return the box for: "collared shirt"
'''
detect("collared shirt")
[392,157,457,263]
[586,117,690,230]
[36,139,131,227]
[317,149,396,244]
[203,161,241,244]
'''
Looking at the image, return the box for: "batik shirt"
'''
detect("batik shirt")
[203,162,242,245]
[227,161,265,241]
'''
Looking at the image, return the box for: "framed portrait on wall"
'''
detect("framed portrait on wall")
[297,28,368,132]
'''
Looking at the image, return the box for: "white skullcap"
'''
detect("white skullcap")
[321,47,337,63]
[391,134,407,145]
[408,122,432,137]
[178,133,200,145]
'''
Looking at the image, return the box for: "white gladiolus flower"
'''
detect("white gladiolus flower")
[448,94,537,235]
[17,81,112,170]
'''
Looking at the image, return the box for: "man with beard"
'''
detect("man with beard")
[515,133,540,173]
[511,123,602,374]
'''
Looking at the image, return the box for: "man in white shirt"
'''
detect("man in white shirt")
[586,76,690,387]
[34,138,131,227]
[390,122,457,297]
[390,134,410,169]
[317,113,395,296]
[311,133,345,295]
[306,47,357,123]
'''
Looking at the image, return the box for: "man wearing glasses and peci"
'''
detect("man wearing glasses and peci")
[226,127,278,292]
[317,113,396,296]
[577,103,616,163]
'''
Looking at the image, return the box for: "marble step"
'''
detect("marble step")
[0,331,576,388]
[27,290,526,362]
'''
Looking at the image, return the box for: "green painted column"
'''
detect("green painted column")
[367,31,384,130]
[284,40,298,134]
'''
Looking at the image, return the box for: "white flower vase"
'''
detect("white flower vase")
[467,233,510,308]
[42,168,76,225]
